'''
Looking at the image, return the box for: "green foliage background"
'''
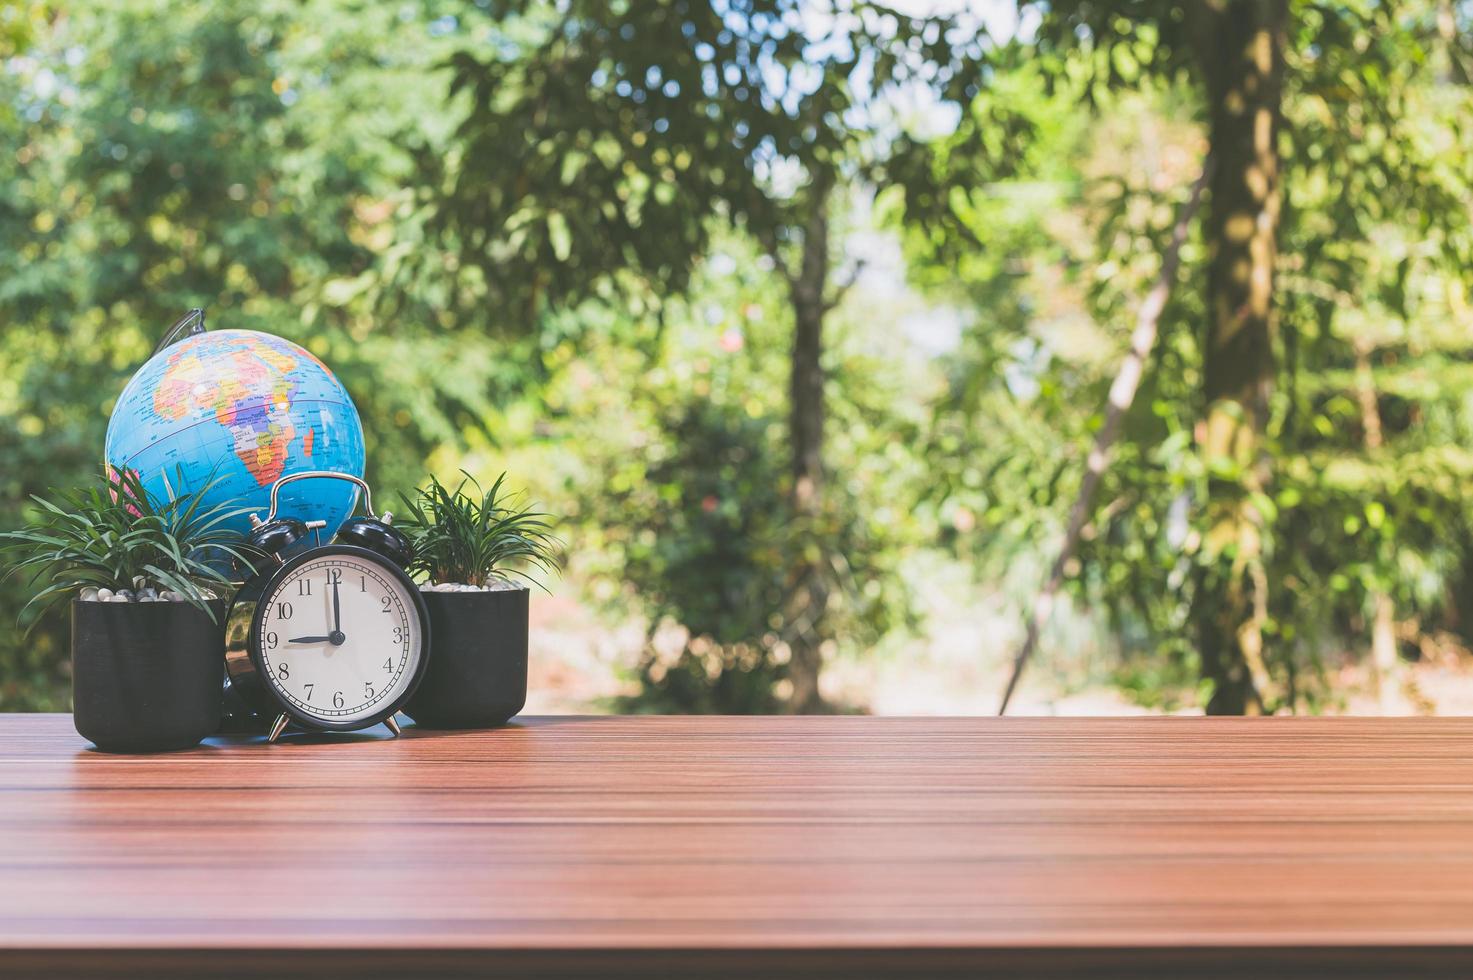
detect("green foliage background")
[4,1,1473,714]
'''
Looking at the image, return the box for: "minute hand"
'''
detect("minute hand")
[287,635,333,643]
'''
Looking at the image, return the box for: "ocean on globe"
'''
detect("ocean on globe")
[104,329,366,545]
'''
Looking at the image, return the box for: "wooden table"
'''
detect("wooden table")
[2,714,1473,977]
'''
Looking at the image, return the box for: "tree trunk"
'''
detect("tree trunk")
[1191,0,1287,715]
[1370,593,1401,713]
[997,161,1211,714]
[1354,340,1403,713]
[791,203,828,517]
[782,188,833,713]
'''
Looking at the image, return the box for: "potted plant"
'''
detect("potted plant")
[396,472,561,728]
[0,470,249,752]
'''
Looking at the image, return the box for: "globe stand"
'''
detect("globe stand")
[152,308,208,355]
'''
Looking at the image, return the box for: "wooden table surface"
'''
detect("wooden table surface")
[3,714,1473,978]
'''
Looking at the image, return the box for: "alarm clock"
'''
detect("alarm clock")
[224,471,430,743]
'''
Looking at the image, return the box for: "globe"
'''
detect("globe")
[104,329,366,546]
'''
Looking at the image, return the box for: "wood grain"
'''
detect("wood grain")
[2,714,1473,977]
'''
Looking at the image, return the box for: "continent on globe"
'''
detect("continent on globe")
[105,329,366,544]
[151,334,302,486]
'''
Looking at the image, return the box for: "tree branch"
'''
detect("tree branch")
[822,259,866,314]
[997,157,1214,715]
[754,224,797,290]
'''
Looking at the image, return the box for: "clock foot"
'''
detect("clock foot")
[267,713,290,744]
[384,715,402,737]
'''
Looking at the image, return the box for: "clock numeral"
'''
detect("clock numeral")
[326,569,343,585]
[303,683,314,700]
[392,625,406,643]
[361,575,368,593]
[278,662,289,679]
[275,601,293,621]
[381,595,393,613]
[333,691,345,709]
[264,631,279,650]
[364,682,375,699]
[297,579,312,596]
[383,658,394,673]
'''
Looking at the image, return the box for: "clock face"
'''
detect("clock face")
[255,551,425,726]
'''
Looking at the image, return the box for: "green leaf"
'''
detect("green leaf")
[548,211,571,262]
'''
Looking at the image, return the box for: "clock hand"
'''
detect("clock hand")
[287,635,333,643]
[329,574,345,646]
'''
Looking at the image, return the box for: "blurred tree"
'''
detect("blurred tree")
[0,1,41,58]
[1021,0,1291,714]
[910,1,1473,712]
[434,0,1022,709]
[0,0,490,706]
[550,233,920,712]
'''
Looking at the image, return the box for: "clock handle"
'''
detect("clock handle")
[262,471,375,524]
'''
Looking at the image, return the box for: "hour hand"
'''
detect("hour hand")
[287,635,333,643]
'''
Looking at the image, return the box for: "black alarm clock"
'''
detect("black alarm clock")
[225,472,430,743]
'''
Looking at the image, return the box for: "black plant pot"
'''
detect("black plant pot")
[71,598,226,753]
[403,588,529,729]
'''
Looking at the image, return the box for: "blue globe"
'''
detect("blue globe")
[104,329,366,546]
